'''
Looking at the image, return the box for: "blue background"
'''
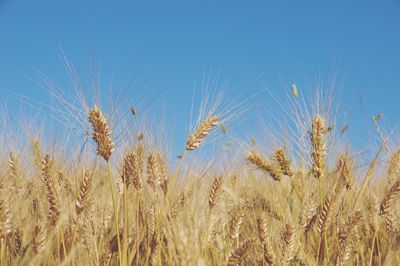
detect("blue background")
[1,1,399,154]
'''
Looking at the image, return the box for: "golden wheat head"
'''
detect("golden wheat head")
[310,115,326,179]
[88,105,115,161]
[186,116,219,151]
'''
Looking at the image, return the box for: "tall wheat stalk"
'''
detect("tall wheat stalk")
[88,105,122,265]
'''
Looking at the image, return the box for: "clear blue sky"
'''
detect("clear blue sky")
[1,1,400,153]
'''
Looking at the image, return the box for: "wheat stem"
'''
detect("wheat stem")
[107,161,122,265]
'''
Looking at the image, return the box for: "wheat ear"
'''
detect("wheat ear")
[387,149,400,186]
[380,178,400,215]
[121,146,144,191]
[88,105,114,161]
[76,170,93,216]
[147,152,165,190]
[41,155,60,227]
[0,197,11,238]
[337,154,352,190]
[230,212,244,240]
[310,116,326,179]
[9,153,22,193]
[209,176,222,209]
[227,239,252,266]
[257,216,275,265]
[338,210,363,246]
[186,116,219,151]
[282,223,296,262]
[274,148,292,177]
[148,233,159,266]
[247,151,282,181]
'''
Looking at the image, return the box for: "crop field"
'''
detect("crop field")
[0,78,399,266]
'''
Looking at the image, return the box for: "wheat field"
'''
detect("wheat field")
[0,82,399,266]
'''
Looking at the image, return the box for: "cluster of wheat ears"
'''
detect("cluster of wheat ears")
[0,86,400,266]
